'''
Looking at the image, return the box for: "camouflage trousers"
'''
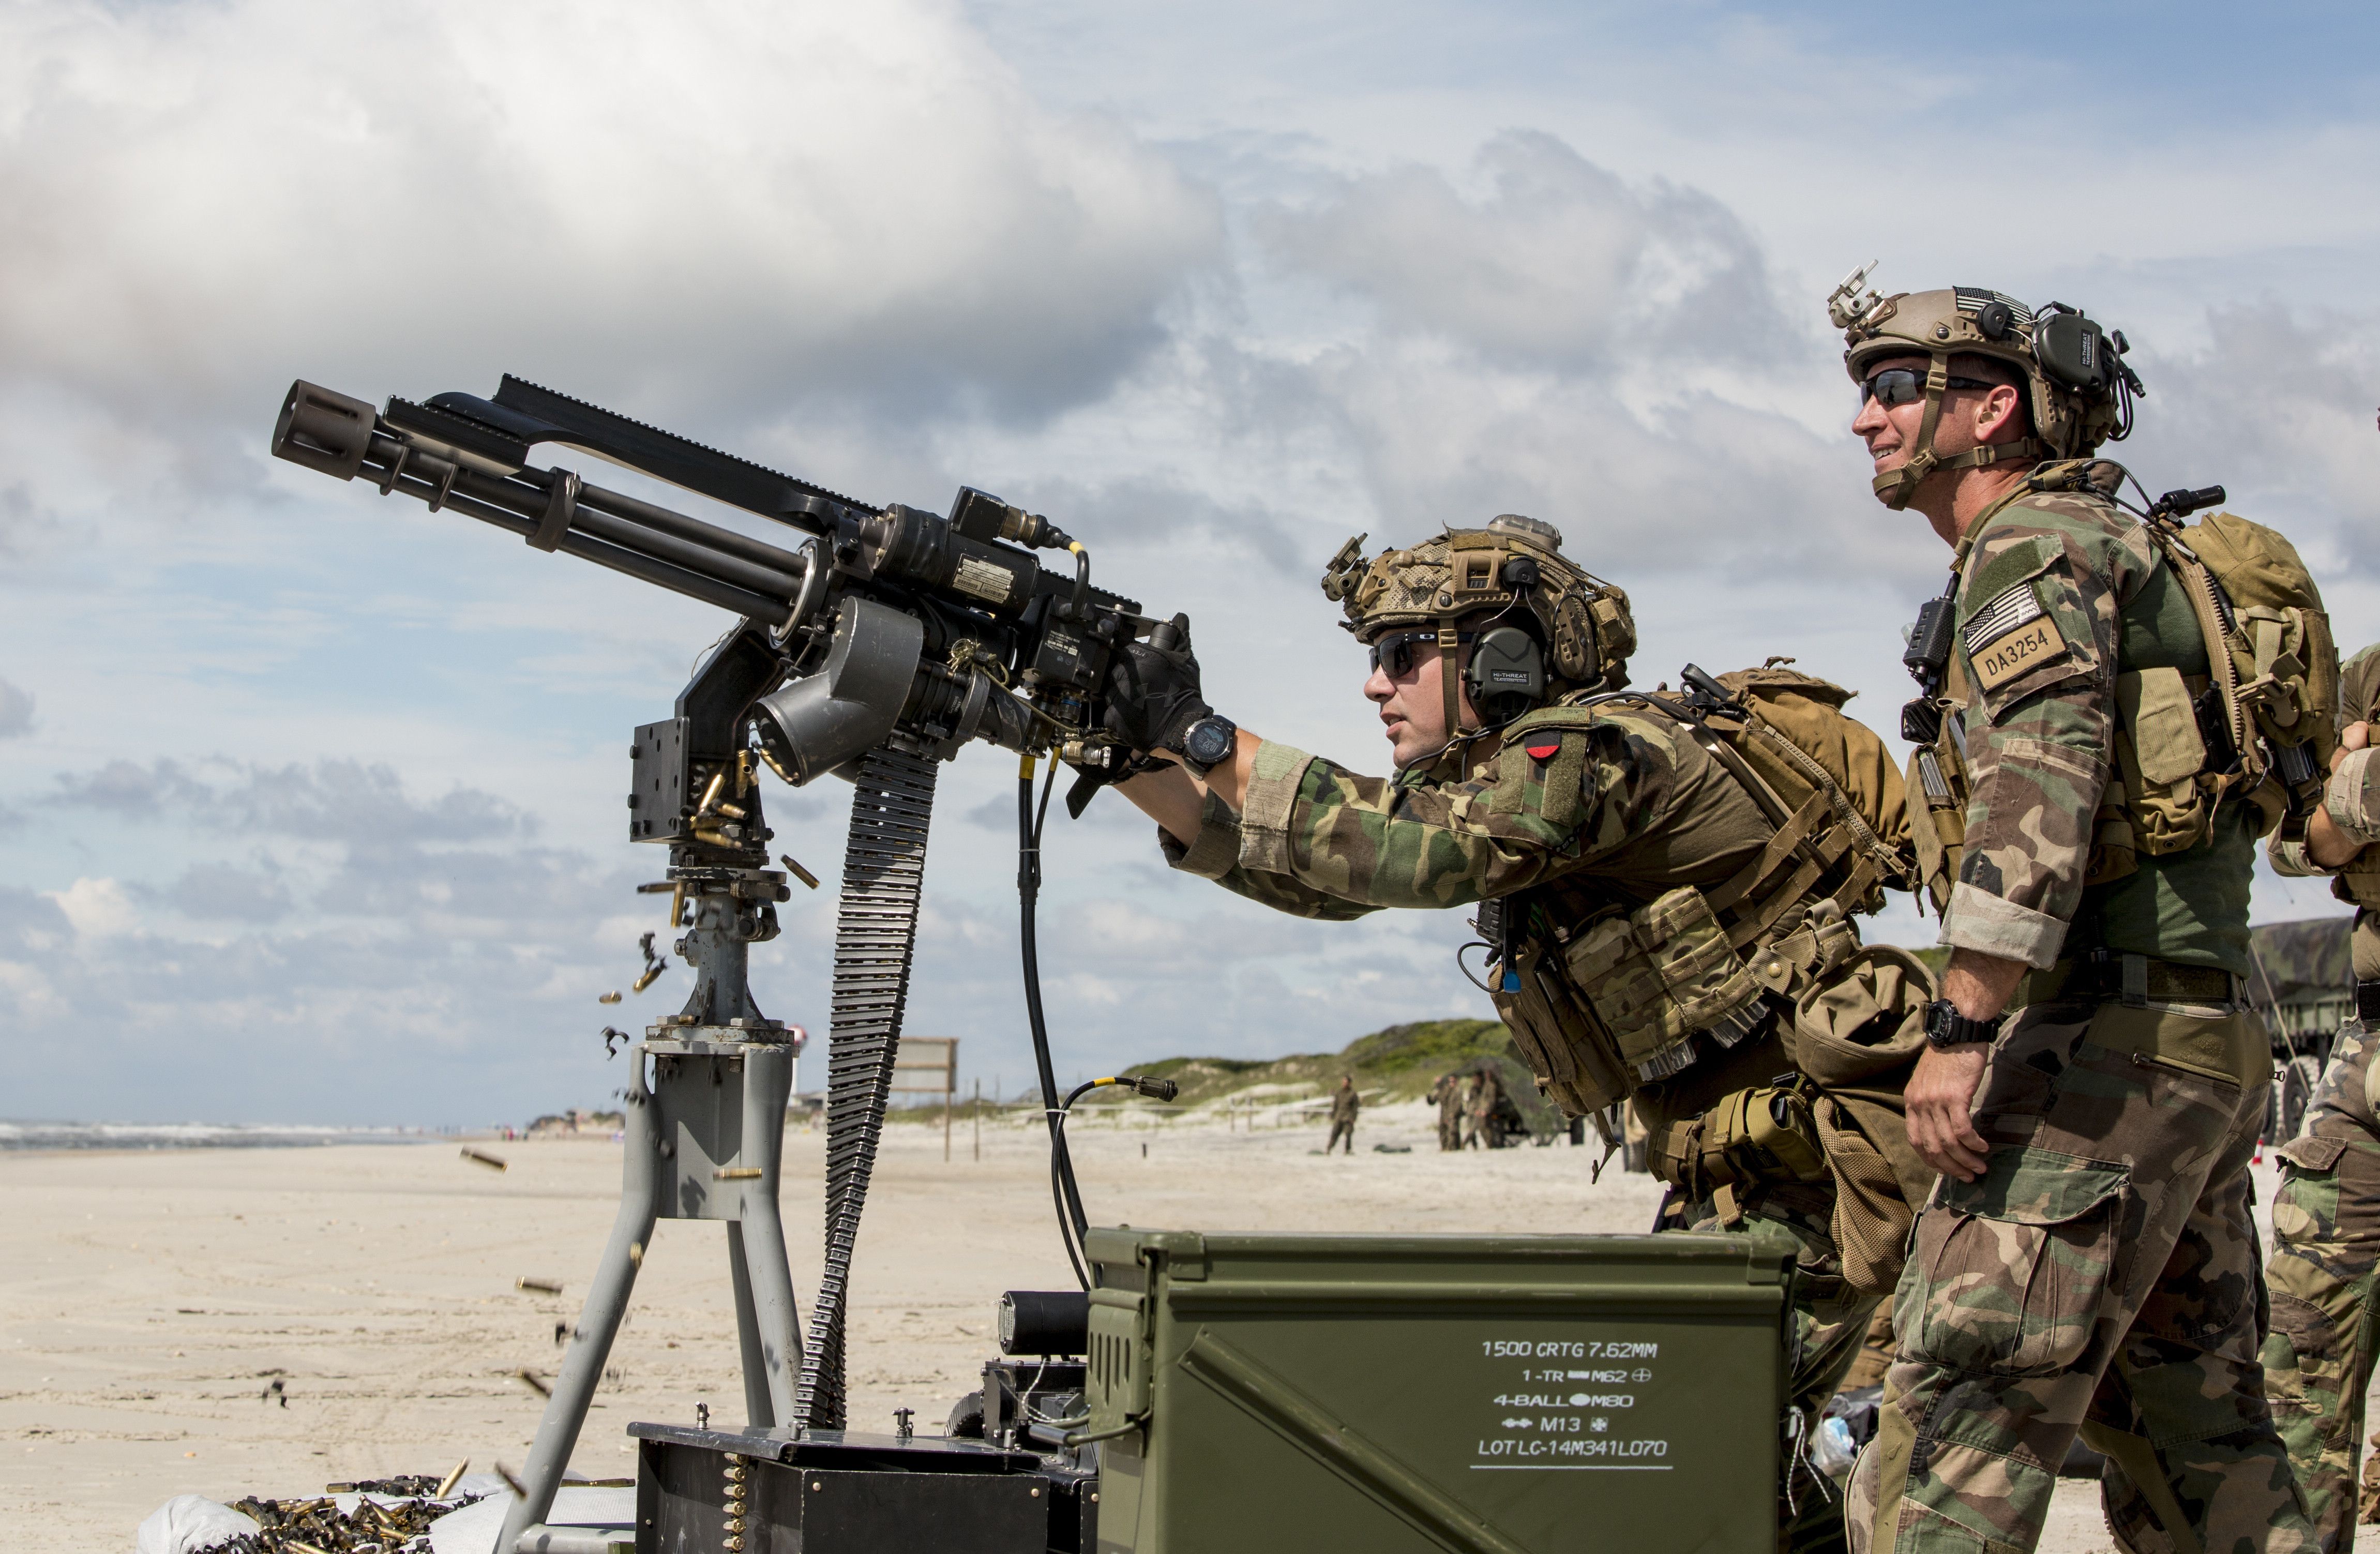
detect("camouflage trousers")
[2261,1019,2380,1554]
[1847,999,2314,1554]
[1664,1178,1883,1553]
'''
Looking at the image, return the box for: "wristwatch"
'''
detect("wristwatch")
[1923,999,2003,1050]
[1179,714,1239,778]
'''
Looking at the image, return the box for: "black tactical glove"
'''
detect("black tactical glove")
[1102,613,1210,757]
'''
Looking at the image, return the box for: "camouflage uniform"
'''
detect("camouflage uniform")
[1451,1075,1477,1148]
[1429,1074,1464,1151]
[1158,699,1889,1548]
[1848,482,2313,1554]
[2260,643,2380,1553]
[1327,1081,1360,1154]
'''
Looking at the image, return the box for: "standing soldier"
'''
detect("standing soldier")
[1428,1072,1464,1151]
[1098,516,1933,1549]
[1325,1074,1361,1155]
[1463,1069,1494,1150]
[2262,645,2380,1552]
[1831,269,2328,1553]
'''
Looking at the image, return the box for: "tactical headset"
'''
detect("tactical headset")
[1830,263,2145,509]
[1323,515,1634,757]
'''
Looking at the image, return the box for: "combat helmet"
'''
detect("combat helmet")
[1319,514,1635,750]
[1830,262,2145,509]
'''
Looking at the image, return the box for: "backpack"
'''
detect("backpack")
[2152,509,2340,834]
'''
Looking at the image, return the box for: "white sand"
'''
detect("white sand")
[0,1100,2344,1551]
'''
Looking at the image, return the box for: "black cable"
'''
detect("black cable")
[1019,761,1091,1290]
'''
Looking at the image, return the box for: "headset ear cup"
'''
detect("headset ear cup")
[1466,625,1546,724]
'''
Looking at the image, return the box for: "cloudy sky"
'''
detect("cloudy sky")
[2,0,2375,1126]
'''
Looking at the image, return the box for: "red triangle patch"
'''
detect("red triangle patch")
[1526,743,1560,761]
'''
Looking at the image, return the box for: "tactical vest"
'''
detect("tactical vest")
[1483,666,1916,1118]
[1905,461,2341,909]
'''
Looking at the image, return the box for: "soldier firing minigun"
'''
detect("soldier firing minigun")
[1089,507,1937,1546]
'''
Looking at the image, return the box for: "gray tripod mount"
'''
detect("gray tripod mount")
[496,626,938,1554]
[499,862,806,1554]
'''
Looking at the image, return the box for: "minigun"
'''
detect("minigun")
[271,376,1152,813]
[269,378,1166,1540]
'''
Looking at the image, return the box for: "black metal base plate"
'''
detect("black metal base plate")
[631,1426,1059,1554]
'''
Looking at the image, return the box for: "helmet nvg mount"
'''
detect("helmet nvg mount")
[1831,260,2145,510]
[1319,515,1635,751]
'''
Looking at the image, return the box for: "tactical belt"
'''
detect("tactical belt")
[2034,949,2244,1010]
[2360,979,2380,1024]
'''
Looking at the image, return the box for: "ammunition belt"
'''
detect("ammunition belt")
[2360,979,2380,1024]
[794,745,937,1429]
[2033,949,2243,1010]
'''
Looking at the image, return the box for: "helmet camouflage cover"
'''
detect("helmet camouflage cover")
[1829,264,2142,508]
[1319,514,1635,705]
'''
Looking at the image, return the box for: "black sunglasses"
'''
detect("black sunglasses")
[1367,629,1473,678]
[1859,367,2002,408]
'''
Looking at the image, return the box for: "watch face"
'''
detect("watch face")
[1186,719,1233,765]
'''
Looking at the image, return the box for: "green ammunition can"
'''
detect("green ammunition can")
[1082,1229,1794,1554]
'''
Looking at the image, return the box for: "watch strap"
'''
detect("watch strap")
[1925,998,2002,1049]
[1181,714,1238,778]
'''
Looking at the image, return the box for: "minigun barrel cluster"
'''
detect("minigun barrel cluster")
[271,378,1147,804]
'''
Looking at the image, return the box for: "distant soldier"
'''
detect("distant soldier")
[1098,518,1931,1547]
[1461,1072,1492,1150]
[1325,1075,1360,1155]
[1469,1067,1502,1149]
[1427,1072,1463,1151]
[2262,644,2380,1552]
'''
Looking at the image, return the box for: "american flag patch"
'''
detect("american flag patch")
[1954,287,2034,326]
[1963,582,2042,654]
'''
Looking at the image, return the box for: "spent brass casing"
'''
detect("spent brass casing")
[778,854,821,891]
[516,1276,563,1295]
[714,1167,763,1181]
[459,1147,508,1172]
[630,966,664,994]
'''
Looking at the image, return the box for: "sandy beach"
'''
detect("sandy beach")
[0,1100,2340,1552]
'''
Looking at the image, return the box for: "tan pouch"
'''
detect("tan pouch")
[2118,667,2207,784]
[2114,667,2210,856]
[1563,886,1760,1080]
[1789,945,1933,1088]
[1648,1079,1830,1214]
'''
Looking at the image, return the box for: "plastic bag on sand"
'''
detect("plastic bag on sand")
[135,1495,262,1554]
[429,1487,637,1554]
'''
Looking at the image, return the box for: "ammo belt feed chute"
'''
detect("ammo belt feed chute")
[270,377,1150,1552]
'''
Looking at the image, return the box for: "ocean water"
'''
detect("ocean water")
[0,1121,430,1152]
